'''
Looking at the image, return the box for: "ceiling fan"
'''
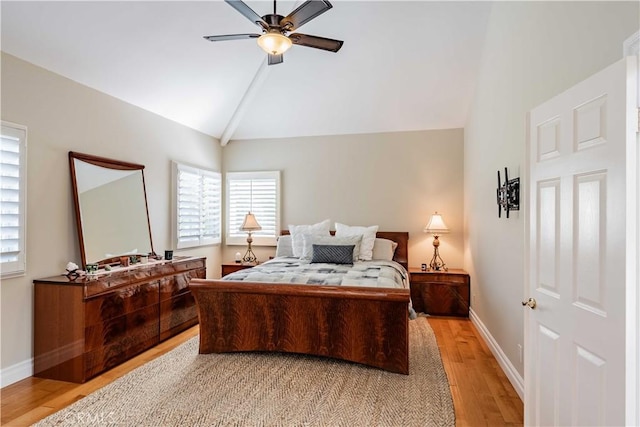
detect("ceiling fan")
[204,0,344,65]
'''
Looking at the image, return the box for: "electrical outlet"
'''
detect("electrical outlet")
[518,344,523,363]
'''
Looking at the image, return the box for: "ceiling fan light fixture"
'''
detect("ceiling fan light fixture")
[257,32,292,55]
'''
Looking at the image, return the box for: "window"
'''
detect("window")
[226,171,280,246]
[172,162,221,249]
[1,122,27,278]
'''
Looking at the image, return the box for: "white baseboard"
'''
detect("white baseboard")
[469,308,524,401]
[1,358,33,388]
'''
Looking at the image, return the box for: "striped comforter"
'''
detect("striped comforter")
[223,257,409,289]
[223,257,416,318]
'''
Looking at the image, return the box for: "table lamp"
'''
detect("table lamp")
[240,212,262,265]
[424,212,450,271]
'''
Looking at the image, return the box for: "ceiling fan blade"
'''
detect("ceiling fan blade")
[224,0,269,30]
[281,0,332,31]
[289,33,343,52]
[204,34,260,42]
[268,54,283,66]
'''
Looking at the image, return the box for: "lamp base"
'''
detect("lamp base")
[242,233,258,265]
[241,250,258,265]
[428,235,448,272]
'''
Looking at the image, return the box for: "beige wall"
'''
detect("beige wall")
[464,1,638,380]
[222,129,464,269]
[0,53,222,382]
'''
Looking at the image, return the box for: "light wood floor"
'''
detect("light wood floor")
[1,318,523,426]
[429,317,523,426]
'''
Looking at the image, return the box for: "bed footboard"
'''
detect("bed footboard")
[189,279,410,375]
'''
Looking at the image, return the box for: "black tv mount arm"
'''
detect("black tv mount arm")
[497,167,520,218]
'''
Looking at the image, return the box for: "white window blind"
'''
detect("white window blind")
[172,162,221,249]
[226,171,280,246]
[1,122,27,278]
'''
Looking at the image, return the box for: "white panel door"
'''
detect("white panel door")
[526,57,637,426]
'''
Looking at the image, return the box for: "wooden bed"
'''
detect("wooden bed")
[189,231,411,374]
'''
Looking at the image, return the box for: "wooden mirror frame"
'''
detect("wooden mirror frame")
[69,151,155,268]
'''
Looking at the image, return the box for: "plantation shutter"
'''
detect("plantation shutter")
[174,162,221,249]
[1,123,27,277]
[226,171,280,246]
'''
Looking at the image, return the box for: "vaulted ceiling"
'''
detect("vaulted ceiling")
[1,1,492,142]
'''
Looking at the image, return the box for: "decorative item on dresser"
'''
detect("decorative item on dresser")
[33,256,206,383]
[409,268,470,317]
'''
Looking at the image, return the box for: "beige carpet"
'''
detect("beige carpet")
[35,317,454,426]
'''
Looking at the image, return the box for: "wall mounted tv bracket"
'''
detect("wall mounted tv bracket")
[497,167,520,218]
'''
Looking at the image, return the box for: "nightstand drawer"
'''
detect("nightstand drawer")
[411,272,467,284]
[409,269,470,317]
[221,263,254,277]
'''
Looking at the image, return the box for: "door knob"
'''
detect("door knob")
[521,297,537,309]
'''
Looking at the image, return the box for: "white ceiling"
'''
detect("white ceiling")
[1,1,492,141]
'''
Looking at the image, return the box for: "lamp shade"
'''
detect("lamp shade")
[424,212,450,234]
[257,32,292,55]
[240,212,262,232]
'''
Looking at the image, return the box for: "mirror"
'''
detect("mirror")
[69,151,154,267]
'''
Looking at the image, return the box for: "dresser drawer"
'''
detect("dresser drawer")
[85,282,159,326]
[84,304,159,351]
[159,268,206,301]
[159,293,198,341]
[84,323,159,378]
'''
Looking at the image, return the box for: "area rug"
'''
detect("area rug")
[34,317,454,426]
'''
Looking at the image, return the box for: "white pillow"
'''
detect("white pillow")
[334,223,379,261]
[288,219,331,258]
[371,238,398,261]
[301,234,363,262]
[275,235,294,258]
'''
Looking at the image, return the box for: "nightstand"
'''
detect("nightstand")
[409,268,470,317]
[221,263,255,277]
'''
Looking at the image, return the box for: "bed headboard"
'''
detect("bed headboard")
[280,230,409,270]
[376,231,409,270]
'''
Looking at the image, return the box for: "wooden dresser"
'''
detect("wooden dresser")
[34,256,205,383]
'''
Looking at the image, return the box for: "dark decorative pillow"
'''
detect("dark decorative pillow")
[310,244,355,265]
